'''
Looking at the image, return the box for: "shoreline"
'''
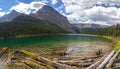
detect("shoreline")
[102,36,120,51]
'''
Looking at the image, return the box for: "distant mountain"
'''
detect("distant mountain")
[71,22,109,28]
[0,10,22,22]
[30,5,75,33]
[94,24,120,36]
[71,22,109,34]
[0,15,69,38]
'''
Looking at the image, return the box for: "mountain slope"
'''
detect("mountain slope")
[0,15,69,38]
[0,10,22,22]
[30,5,75,33]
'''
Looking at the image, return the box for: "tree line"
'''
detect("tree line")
[94,24,120,36]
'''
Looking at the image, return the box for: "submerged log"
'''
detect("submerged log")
[96,50,115,69]
[106,50,120,68]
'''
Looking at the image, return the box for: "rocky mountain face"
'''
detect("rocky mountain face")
[30,5,75,33]
[0,10,22,22]
[71,22,109,34]
[0,15,69,38]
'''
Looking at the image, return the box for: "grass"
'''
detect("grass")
[103,36,120,51]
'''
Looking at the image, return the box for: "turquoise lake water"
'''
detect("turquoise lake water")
[0,34,113,57]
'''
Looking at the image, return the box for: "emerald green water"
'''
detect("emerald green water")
[0,34,113,57]
[0,34,111,47]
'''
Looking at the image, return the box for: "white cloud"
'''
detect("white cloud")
[10,1,46,14]
[61,0,120,25]
[0,12,5,17]
[37,0,49,3]
[8,0,120,25]
[0,8,5,17]
[84,6,120,24]
[0,8,2,11]
[51,0,58,5]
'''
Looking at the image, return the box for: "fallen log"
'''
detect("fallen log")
[62,56,97,60]
[86,61,101,69]
[0,47,8,57]
[106,50,120,68]
[37,56,72,69]
[24,61,40,69]
[19,50,73,69]
[58,59,94,64]
[58,60,93,67]
[96,50,115,69]
[77,62,93,67]
[86,54,107,69]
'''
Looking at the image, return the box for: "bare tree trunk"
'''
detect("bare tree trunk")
[96,50,115,69]
[106,50,120,68]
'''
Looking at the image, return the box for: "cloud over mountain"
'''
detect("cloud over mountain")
[10,1,45,14]
[0,0,120,25]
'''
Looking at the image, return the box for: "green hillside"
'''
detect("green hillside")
[0,15,69,38]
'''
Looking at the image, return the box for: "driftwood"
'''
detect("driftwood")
[62,56,97,60]
[96,50,115,69]
[24,62,38,69]
[86,61,101,69]
[58,60,93,67]
[37,56,72,69]
[19,50,73,69]
[0,47,8,57]
[58,59,94,63]
[106,50,120,68]
[78,62,93,67]
[86,54,107,69]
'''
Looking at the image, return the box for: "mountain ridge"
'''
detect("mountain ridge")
[71,22,109,34]
[0,14,69,38]
[30,5,75,33]
[0,5,75,33]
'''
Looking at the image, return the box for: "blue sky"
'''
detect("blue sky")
[0,0,120,25]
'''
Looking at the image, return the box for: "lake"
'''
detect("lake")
[0,34,113,58]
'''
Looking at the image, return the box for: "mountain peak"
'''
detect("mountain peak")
[11,10,17,13]
[36,5,58,14]
[0,10,22,22]
[40,5,54,10]
[31,5,75,33]
[10,10,21,15]
[41,5,54,10]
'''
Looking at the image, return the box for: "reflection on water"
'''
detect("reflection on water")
[0,34,113,57]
